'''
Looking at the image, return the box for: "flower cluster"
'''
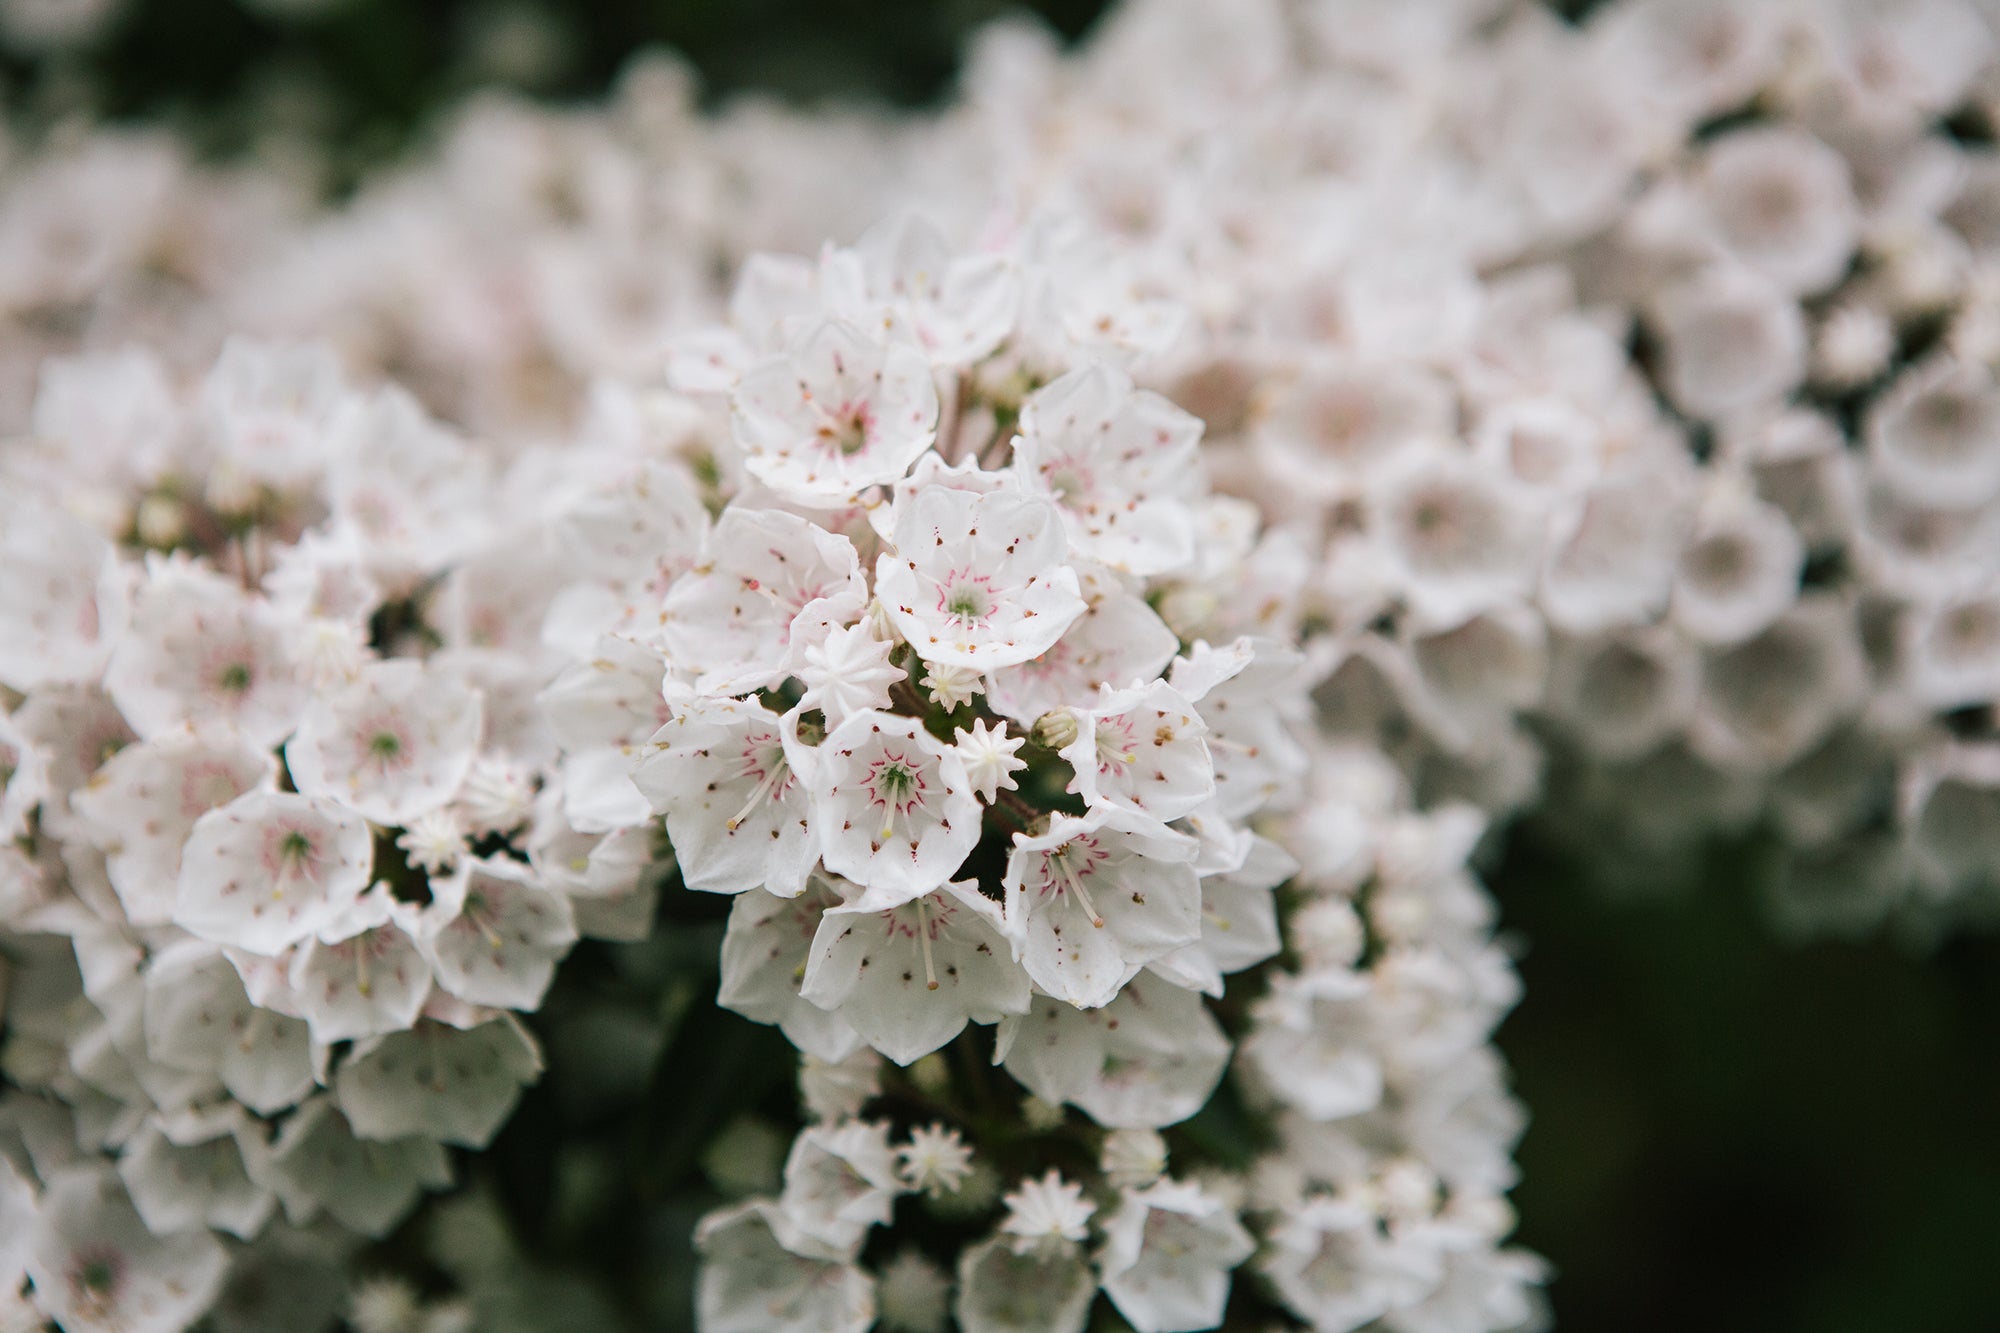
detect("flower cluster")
[20,0,2000,1326]
[0,341,668,1331]
[543,230,1520,1333]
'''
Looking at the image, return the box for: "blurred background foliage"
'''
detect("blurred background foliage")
[6,1,1999,1329]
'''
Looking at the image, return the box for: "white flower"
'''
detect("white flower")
[1814,302,1896,389]
[716,879,865,1064]
[801,1048,885,1124]
[286,660,483,826]
[828,214,1021,368]
[200,338,347,492]
[115,1107,274,1241]
[1865,356,2000,510]
[634,698,817,898]
[1169,636,1312,819]
[1903,591,2000,710]
[877,485,1086,672]
[453,754,537,836]
[997,976,1231,1129]
[801,880,1029,1065]
[953,1233,1096,1333]
[896,1123,975,1198]
[731,317,938,504]
[1539,467,1693,635]
[31,348,179,487]
[799,623,905,726]
[695,1200,876,1333]
[334,1017,542,1148]
[1002,809,1201,1010]
[295,617,373,688]
[1652,267,1807,420]
[262,1097,452,1238]
[1011,363,1203,577]
[0,492,123,692]
[1368,447,1544,631]
[660,507,868,696]
[419,857,577,1011]
[919,662,983,711]
[26,1167,228,1333]
[1095,1179,1254,1333]
[954,718,1026,804]
[1243,966,1386,1121]
[287,885,434,1044]
[347,1276,425,1333]
[810,710,981,907]
[141,941,317,1114]
[323,385,496,579]
[1056,679,1213,825]
[778,1119,907,1253]
[1690,595,1867,771]
[104,562,308,748]
[536,635,665,834]
[173,790,374,956]
[1669,488,1805,646]
[1544,628,1700,763]
[982,583,1180,724]
[1000,1170,1095,1251]
[1262,1194,1443,1333]
[68,732,276,927]
[1694,127,1857,298]
[1253,357,1455,499]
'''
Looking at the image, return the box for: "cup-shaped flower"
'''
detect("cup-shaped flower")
[333,1016,543,1149]
[26,1168,228,1333]
[287,885,433,1044]
[1002,810,1201,1010]
[285,659,483,826]
[1056,679,1214,826]
[172,790,373,956]
[777,1119,907,1253]
[695,1200,877,1333]
[983,584,1179,724]
[661,508,868,696]
[262,1097,453,1239]
[997,976,1230,1129]
[1012,363,1203,577]
[105,564,308,748]
[635,698,817,897]
[1095,1179,1255,1333]
[419,857,578,1011]
[810,711,981,907]
[716,877,866,1063]
[731,316,938,505]
[877,486,1085,672]
[69,733,276,927]
[801,879,1030,1065]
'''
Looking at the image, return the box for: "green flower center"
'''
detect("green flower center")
[877,762,915,802]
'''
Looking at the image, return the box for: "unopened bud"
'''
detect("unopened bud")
[1030,708,1078,751]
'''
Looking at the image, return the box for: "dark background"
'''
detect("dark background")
[12,2,2000,1328]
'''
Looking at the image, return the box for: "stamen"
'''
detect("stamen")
[727,760,787,831]
[1053,849,1105,928]
[916,897,940,990]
